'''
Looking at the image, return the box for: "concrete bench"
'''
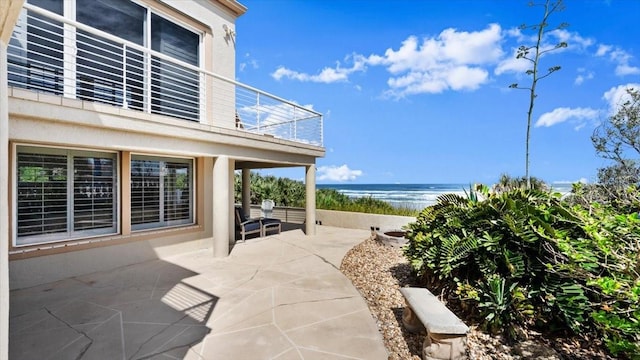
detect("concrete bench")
[399,287,469,360]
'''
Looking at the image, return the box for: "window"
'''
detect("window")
[76,0,146,109]
[131,155,193,231]
[75,0,201,119]
[151,13,200,121]
[8,0,64,95]
[77,0,145,45]
[10,0,201,120]
[15,146,118,246]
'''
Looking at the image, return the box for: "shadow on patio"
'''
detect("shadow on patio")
[10,225,388,359]
[10,259,216,359]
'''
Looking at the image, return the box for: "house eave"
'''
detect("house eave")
[214,0,247,17]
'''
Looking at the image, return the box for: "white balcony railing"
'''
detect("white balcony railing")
[7,4,323,146]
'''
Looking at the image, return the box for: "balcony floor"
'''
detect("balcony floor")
[9,226,388,359]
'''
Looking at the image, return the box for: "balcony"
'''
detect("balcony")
[7,3,323,147]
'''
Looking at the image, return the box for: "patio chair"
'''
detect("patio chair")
[261,217,281,236]
[234,206,262,241]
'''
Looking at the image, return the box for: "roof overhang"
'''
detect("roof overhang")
[215,0,247,16]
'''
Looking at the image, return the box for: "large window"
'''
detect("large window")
[76,0,201,120]
[131,155,193,231]
[9,0,201,121]
[15,146,118,246]
[151,13,200,120]
[76,0,146,109]
[8,0,64,95]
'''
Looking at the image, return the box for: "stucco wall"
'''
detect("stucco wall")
[316,209,415,231]
[9,231,212,290]
[248,205,416,232]
[157,0,240,129]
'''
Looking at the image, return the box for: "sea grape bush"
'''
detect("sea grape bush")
[403,185,640,357]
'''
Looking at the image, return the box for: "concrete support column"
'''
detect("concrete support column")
[227,159,235,248]
[212,156,232,257]
[2,2,25,355]
[121,152,131,235]
[305,164,316,236]
[0,39,10,360]
[241,168,250,214]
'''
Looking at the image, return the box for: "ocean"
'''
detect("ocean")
[316,183,574,210]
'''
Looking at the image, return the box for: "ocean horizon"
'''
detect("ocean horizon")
[316,183,574,210]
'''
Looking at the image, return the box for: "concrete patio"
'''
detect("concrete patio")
[9,226,388,359]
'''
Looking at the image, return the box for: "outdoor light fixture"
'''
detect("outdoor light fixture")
[222,24,235,38]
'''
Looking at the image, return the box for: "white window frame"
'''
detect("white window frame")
[13,144,120,247]
[24,0,204,120]
[130,154,195,232]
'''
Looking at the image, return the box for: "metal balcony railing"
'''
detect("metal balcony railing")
[7,3,323,147]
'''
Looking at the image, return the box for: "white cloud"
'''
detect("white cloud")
[317,165,363,182]
[615,64,640,76]
[271,20,637,100]
[239,59,258,72]
[273,24,502,97]
[239,53,259,72]
[535,107,599,128]
[548,29,593,51]
[496,28,593,77]
[574,71,594,85]
[603,83,640,114]
[595,45,640,76]
[505,27,527,42]
[272,66,350,83]
[494,52,529,76]
[447,66,489,91]
[595,44,612,57]
[371,24,502,97]
[553,178,588,184]
[537,84,640,131]
[271,55,367,83]
[610,49,640,75]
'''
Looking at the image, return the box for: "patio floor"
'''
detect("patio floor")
[9,226,388,359]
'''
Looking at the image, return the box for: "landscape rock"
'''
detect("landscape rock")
[340,237,615,360]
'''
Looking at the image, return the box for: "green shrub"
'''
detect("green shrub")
[404,186,640,357]
[316,188,418,216]
[233,172,418,216]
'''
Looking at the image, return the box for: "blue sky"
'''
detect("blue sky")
[234,0,640,185]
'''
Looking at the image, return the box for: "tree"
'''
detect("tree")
[492,173,548,194]
[509,0,568,189]
[591,88,640,186]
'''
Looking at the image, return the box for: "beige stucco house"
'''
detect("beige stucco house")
[0,1,324,356]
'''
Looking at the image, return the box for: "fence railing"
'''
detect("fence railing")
[8,3,323,146]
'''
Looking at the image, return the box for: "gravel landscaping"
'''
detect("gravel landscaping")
[339,236,615,360]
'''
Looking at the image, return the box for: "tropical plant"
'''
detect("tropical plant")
[509,0,568,189]
[404,186,640,356]
[567,181,640,215]
[478,275,519,336]
[491,173,549,194]
[233,172,418,216]
[577,87,640,214]
[592,88,640,171]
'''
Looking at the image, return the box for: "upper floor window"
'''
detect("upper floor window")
[29,0,62,14]
[77,0,145,45]
[10,0,202,121]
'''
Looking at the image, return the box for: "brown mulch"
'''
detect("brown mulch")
[339,237,615,360]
